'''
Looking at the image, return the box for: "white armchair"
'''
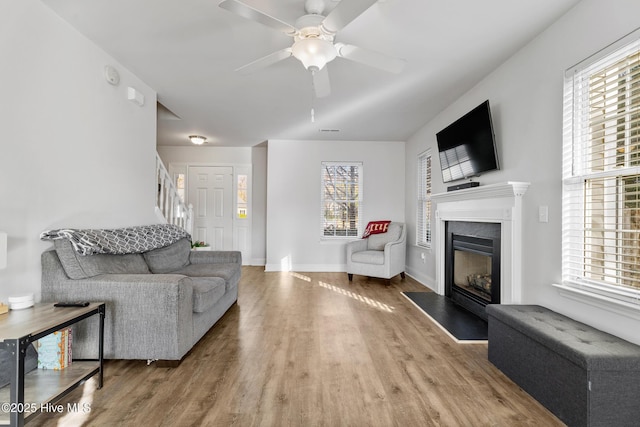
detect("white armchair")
[346,222,406,283]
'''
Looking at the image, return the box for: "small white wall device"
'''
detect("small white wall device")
[104,65,120,85]
[127,87,145,107]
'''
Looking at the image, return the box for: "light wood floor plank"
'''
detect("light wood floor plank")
[27,267,564,426]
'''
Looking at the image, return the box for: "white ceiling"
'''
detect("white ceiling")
[42,0,582,147]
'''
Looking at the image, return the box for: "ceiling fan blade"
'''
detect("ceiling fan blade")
[235,48,292,74]
[219,0,296,35]
[321,0,378,34]
[312,67,331,98]
[336,43,406,74]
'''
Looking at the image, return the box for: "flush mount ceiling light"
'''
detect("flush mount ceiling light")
[189,135,207,145]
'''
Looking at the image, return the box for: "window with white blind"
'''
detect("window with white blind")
[562,31,640,307]
[417,150,432,247]
[321,162,362,238]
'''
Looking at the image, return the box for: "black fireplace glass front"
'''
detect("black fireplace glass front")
[445,221,500,321]
[454,249,492,303]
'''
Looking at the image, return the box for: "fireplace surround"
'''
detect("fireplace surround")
[433,181,530,310]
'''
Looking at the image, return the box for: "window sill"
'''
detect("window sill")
[414,243,432,251]
[552,283,640,321]
[320,237,358,244]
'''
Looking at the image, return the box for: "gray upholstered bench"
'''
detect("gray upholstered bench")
[487,304,640,427]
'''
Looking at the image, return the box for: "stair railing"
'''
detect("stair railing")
[155,152,193,235]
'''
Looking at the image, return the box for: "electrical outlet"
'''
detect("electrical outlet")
[420,252,426,263]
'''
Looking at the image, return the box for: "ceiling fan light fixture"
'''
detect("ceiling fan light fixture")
[292,38,336,71]
[189,135,207,145]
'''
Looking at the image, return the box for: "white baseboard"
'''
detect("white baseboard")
[262,264,437,288]
[405,266,436,292]
[265,263,346,272]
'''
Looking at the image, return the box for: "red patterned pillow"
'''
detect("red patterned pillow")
[362,220,391,238]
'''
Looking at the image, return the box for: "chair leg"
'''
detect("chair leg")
[348,273,353,281]
[400,272,405,279]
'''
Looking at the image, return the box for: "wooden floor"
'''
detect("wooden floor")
[28,267,564,426]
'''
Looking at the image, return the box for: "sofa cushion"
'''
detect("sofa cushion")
[367,222,402,251]
[190,277,226,313]
[487,305,640,371]
[143,238,191,274]
[351,250,385,265]
[54,239,150,279]
[169,263,240,291]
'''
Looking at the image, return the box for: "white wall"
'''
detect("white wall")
[405,0,640,344]
[157,146,252,165]
[251,145,268,266]
[0,1,158,302]
[266,139,405,271]
[157,145,267,265]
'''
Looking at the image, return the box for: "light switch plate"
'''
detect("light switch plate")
[539,206,549,223]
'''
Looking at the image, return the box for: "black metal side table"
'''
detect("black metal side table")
[0,302,105,426]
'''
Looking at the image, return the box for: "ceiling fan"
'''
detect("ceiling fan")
[219,0,406,98]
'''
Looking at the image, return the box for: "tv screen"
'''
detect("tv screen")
[436,100,499,183]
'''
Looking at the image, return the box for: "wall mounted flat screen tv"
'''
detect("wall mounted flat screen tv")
[436,100,499,183]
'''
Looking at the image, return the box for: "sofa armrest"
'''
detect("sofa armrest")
[189,250,242,265]
[44,273,194,360]
[42,250,194,360]
[383,225,406,274]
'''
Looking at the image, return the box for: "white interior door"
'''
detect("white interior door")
[188,166,233,250]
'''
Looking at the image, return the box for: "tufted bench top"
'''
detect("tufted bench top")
[487,304,640,371]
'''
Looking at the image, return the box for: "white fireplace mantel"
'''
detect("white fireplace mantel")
[432,181,530,304]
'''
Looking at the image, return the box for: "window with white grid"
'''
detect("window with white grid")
[417,150,432,248]
[321,162,362,238]
[563,31,640,306]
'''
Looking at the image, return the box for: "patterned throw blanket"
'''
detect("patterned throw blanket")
[40,224,191,256]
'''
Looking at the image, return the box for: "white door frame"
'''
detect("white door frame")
[168,162,252,265]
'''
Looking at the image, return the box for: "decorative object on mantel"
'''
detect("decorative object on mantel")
[447,181,480,192]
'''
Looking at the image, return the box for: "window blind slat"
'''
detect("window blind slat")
[321,162,362,238]
[563,32,640,301]
[417,150,432,247]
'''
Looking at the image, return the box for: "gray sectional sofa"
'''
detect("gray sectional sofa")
[41,237,240,363]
